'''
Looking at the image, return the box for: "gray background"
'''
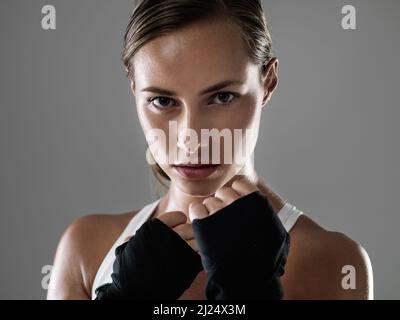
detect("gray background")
[0,0,398,299]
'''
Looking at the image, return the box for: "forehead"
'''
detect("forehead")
[132,20,253,89]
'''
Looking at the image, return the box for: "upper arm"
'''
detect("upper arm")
[47,216,95,300]
[322,232,374,300]
[284,229,373,300]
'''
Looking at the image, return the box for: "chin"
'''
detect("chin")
[169,164,238,197]
[176,180,223,197]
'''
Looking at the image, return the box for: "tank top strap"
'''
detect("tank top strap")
[90,199,160,299]
[276,202,304,232]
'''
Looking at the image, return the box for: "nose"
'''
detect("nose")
[176,107,204,154]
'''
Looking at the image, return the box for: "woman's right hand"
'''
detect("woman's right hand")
[158,212,199,253]
[124,211,199,253]
[95,211,203,299]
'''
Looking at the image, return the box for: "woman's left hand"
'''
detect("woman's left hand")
[189,176,284,222]
[188,175,291,300]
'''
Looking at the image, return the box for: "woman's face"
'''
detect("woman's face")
[131,19,278,196]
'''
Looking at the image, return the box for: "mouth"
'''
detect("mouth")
[172,164,220,180]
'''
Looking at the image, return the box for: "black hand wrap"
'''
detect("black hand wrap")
[192,190,291,300]
[94,218,203,300]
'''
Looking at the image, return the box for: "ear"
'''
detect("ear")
[125,66,136,96]
[260,58,279,108]
[130,79,136,97]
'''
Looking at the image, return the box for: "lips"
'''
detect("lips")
[173,164,219,180]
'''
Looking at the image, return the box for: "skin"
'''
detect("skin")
[47,19,373,300]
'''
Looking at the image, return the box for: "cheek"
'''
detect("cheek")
[229,95,261,163]
[224,94,259,129]
[237,95,260,140]
[137,104,169,139]
[137,104,157,130]
[211,94,261,165]
[138,108,170,163]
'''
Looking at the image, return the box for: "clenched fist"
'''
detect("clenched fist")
[189,176,291,300]
[189,177,259,221]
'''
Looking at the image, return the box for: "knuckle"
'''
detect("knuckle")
[175,211,187,218]
[173,223,184,232]
[215,186,231,196]
[172,212,187,223]
[190,201,205,211]
[232,177,256,191]
[202,196,215,205]
[231,179,242,190]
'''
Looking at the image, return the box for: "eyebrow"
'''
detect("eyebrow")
[140,80,243,96]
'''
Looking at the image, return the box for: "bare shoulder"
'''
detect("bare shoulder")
[282,214,373,300]
[47,209,139,299]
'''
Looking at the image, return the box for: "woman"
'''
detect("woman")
[47,0,373,300]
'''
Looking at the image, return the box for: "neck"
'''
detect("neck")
[153,160,260,222]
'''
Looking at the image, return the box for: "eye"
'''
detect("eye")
[147,91,238,110]
[210,92,238,106]
[148,96,177,110]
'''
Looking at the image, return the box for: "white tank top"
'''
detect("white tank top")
[91,199,304,299]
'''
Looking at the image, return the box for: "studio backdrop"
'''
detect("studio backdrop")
[0,0,399,299]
